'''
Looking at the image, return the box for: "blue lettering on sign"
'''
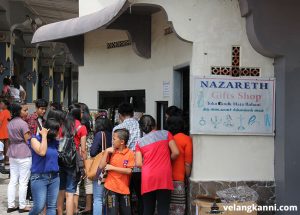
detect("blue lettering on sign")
[200,81,268,90]
[265,114,271,127]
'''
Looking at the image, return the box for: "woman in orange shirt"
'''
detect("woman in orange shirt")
[166,116,193,215]
[0,100,11,164]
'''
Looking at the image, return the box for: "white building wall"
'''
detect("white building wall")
[79,0,275,181]
[78,11,192,116]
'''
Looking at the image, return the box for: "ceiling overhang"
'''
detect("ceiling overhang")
[31,1,165,65]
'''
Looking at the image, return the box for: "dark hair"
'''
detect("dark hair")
[69,103,81,121]
[114,128,129,144]
[139,115,156,134]
[166,116,184,135]
[35,99,48,108]
[95,117,112,133]
[62,103,81,137]
[78,102,90,115]
[3,77,10,86]
[47,109,66,125]
[118,103,134,117]
[50,102,62,111]
[9,103,22,119]
[44,118,60,140]
[78,103,92,133]
[11,76,20,89]
[81,113,92,133]
[165,106,182,117]
[0,99,10,107]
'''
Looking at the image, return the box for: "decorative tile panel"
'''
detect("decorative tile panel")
[231,46,240,67]
[211,46,261,77]
[107,40,131,49]
[23,48,37,58]
[0,31,11,43]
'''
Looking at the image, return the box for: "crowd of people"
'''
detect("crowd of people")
[0,90,193,215]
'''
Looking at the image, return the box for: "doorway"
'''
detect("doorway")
[174,65,190,134]
[156,101,168,130]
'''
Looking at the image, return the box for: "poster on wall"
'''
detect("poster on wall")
[191,76,275,135]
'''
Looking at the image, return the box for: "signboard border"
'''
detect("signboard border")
[190,76,276,136]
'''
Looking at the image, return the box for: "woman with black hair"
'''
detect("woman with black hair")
[74,103,93,214]
[28,118,60,215]
[7,103,32,213]
[135,115,179,215]
[57,103,87,215]
[47,109,66,126]
[90,116,112,215]
[166,116,193,215]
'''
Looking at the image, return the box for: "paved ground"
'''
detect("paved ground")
[0,169,29,215]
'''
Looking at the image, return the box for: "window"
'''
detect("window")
[98,90,145,112]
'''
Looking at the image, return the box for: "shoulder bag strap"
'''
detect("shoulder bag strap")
[101,131,107,152]
[75,125,82,135]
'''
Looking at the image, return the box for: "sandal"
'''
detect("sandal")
[19,207,31,213]
[7,207,18,213]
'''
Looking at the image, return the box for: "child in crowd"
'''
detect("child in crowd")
[100,128,135,215]
[0,99,11,165]
[0,140,9,174]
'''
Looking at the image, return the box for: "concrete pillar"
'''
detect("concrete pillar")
[23,47,38,102]
[0,31,13,89]
[60,71,64,103]
[49,63,53,103]
[40,58,52,101]
[239,0,300,208]
[53,65,64,103]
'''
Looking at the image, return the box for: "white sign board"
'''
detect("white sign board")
[191,77,275,135]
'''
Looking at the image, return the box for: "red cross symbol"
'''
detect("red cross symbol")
[211,46,260,77]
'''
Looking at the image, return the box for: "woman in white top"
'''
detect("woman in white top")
[10,76,26,103]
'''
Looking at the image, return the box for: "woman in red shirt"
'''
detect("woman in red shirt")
[56,104,87,215]
[135,115,179,215]
[167,116,193,215]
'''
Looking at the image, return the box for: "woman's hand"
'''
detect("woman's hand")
[39,127,49,138]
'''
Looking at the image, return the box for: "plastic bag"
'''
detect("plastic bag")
[216,186,259,203]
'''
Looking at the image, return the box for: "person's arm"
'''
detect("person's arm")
[90,132,102,157]
[19,85,26,101]
[0,113,4,127]
[135,151,143,168]
[105,164,132,175]
[168,139,179,160]
[22,122,31,142]
[30,128,49,156]
[185,163,192,177]
[184,136,193,177]
[80,136,87,160]
[78,125,87,159]
[24,131,31,143]
[99,147,114,169]
[135,144,143,168]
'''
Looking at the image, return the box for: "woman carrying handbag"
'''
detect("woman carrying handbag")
[89,116,112,215]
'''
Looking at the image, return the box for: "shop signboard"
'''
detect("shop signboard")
[191,77,275,135]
